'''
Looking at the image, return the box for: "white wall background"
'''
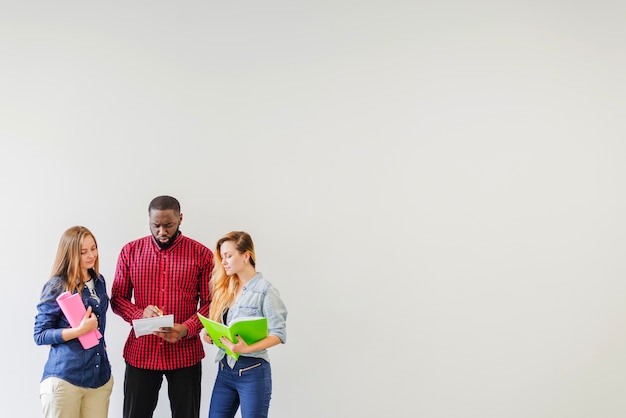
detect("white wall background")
[1,1,625,417]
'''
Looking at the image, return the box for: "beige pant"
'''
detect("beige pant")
[40,375,113,418]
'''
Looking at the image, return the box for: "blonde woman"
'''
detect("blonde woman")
[34,226,113,418]
[203,231,287,418]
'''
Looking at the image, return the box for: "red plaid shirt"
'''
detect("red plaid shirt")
[111,233,213,370]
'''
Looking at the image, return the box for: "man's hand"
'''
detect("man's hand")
[142,305,163,318]
[153,323,188,343]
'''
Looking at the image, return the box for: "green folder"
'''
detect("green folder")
[197,313,268,360]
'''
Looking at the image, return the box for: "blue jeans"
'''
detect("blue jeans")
[208,356,272,418]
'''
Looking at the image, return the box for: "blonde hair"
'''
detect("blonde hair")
[209,231,256,322]
[50,226,99,294]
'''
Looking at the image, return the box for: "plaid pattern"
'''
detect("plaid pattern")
[111,233,214,370]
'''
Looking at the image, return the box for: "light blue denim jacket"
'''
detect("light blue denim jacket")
[217,272,287,367]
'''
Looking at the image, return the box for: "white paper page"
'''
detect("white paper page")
[132,314,174,337]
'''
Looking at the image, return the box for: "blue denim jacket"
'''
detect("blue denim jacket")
[33,273,112,388]
[218,272,288,366]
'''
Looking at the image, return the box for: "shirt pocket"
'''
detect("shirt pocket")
[176,278,199,304]
[238,306,260,317]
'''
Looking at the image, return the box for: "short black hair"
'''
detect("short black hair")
[148,195,181,213]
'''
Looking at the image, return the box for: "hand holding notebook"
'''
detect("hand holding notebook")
[132,314,175,337]
[56,291,102,349]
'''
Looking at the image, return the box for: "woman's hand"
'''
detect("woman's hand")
[78,306,98,335]
[61,306,98,342]
[202,331,213,344]
[219,335,250,354]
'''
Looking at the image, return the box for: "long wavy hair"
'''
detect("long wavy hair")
[50,226,99,294]
[209,231,256,322]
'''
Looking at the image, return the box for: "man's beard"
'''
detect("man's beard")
[154,228,180,249]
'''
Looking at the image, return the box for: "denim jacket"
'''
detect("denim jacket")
[218,272,287,366]
[33,272,112,388]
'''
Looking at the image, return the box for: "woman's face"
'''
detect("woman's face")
[80,235,98,276]
[220,240,247,276]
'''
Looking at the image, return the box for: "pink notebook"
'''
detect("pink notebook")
[56,291,102,349]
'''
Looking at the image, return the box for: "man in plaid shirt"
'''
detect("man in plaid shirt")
[111,195,214,418]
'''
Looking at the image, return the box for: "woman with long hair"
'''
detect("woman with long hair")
[34,226,113,418]
[203,231,287,418]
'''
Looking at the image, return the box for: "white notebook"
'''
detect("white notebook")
[132,314,174,337]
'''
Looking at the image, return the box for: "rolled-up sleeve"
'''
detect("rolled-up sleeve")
[263,286,288,343]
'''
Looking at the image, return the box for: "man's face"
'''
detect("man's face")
[149,209,182,245]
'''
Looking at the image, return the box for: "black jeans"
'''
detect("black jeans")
[123,362,202,418]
